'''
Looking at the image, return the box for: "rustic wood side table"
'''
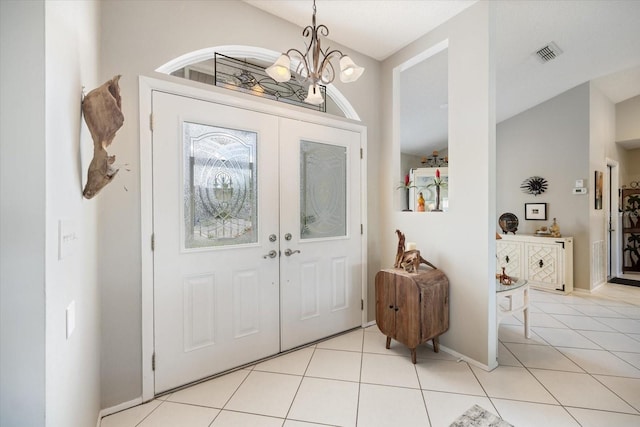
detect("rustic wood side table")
[375,268,449,364]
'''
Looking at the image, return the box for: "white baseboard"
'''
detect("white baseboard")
[97,396,143,425]
[363,321,492,371]
[436,344,496,371]
[363,320,376,328]
[574,281,606,295]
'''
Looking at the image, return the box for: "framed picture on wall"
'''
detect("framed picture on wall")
[595,170,603,210]
[525,203,547,220]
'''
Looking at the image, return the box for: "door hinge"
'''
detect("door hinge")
[360,148,363,159]
[151,233,155,251]
[152,353,156,371]
[361,224,364,235]
[150,113,154,132]
[361,299,364,310]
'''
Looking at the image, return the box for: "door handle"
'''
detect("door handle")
[284,249,301,257]
[263,250,278,259]
[539,259,544,268]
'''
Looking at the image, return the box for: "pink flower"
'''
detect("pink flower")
[436,169,440,178]
[405,174,410,186]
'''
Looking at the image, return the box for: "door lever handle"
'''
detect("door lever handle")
[284,249,301,257]
[263,250,278,259]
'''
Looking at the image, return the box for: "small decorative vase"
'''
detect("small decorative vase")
[433,186,442,212]
[403,189,411,211]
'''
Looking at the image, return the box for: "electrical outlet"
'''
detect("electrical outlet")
[66,301,76,339]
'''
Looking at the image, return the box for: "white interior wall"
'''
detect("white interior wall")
[497,84,591,290]
[0,2,47,425]
[99,0,381,407]
[45,1,102,425]
[381,2,497,367]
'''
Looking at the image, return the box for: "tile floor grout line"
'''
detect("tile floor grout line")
[354,328,367,426]
[556,348,640,379]
[573,326,635,353]
[414,359,434,427]
[588,371,640,415]
[281,343,317,423]
[504,294,640,421]
[102,286,640,426]
[500,328,567,409]
[217,366,254,414]
[502,343,586,374]
[466,361,502,419]
[133,399,166,427]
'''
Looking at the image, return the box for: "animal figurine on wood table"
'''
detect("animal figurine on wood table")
[394,230,437,273]
[81,75,124,199]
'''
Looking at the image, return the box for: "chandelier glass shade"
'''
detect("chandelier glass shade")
[265,0,364,105]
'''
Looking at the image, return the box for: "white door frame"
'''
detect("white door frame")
[139,75,367,401]
[606,158,621,279]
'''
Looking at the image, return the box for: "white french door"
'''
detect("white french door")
[151,91,362,393]
[152,92,280,393]
[279,119,362,351]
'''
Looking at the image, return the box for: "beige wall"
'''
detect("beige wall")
[45,2,103,425]
[616,95,640,143]
[0,2,47,425]
[1,1,102,425]
[497,84,591,289]
[381,2,497,367]
[624,148,640,185]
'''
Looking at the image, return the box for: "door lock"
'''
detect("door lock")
[263,250,278,259]
[284,233,292,241]
[269,234,277,242]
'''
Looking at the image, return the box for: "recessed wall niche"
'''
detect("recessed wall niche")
[395,41,449,212]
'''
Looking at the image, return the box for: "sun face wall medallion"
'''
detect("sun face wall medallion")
[520,176,548,196]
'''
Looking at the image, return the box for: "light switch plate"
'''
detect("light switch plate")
[575,179,584,188]
[573,188,587,195]
[58,219,78,260]
[66,300,76,339]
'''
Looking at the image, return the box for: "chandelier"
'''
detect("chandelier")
[421,151,449,168]
[265,0,364,105]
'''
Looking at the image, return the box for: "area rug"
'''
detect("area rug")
[449,404,513,427]
[608,277,640,288]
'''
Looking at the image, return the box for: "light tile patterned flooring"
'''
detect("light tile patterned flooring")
[102,283,640,427]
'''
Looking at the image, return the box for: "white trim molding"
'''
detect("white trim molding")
[97,397,143,426]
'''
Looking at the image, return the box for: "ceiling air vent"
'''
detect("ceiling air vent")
[535,42,563,63]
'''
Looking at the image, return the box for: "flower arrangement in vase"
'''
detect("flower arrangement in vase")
[397,174,417,211]
[426,169,447,212]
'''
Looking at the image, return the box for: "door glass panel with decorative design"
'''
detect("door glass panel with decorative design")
[300,141,347,239]
[183,122,257,248]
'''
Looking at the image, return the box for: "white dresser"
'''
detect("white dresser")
[496,234,573,294]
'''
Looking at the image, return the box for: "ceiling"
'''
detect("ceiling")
[244,1,640,154]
